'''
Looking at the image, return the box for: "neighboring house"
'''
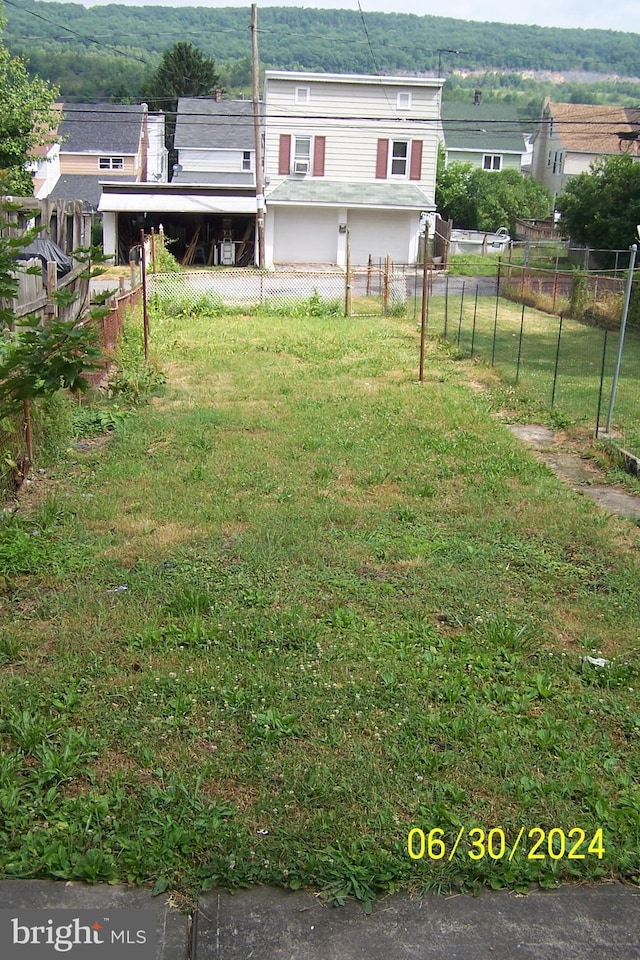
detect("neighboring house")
[100,98,258,265]
[50,102,150,211]
[173,97,256,187]
[30,139,61,201]
[263,70,443,267]
[532,99,640,201]
[440,101,526,173]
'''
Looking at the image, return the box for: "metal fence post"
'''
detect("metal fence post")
[470,285,479,357]
[419,231,429,383]
[457,281,465,346]
[595,328,609,439]
[491,266,500,365]
[606,243,637,433]
[515,302,525,383]
[551,313,564,408]
[444,274,449,337]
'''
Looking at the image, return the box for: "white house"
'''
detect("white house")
[173,97,256,188]
[263,71,443,268]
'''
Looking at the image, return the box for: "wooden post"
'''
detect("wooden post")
[46,261,58,318]
[24,399,33,467]
[383,255,391,312]
[140,229,149,361]
[130,256,136,290]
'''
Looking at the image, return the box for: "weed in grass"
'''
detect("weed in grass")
[73,404,131,438]
[0,633,21,665]
[0,515,72,576]
[253,708,300,742]
[0,707,59,751]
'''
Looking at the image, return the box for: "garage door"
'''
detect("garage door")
[348,210,415,266]
[273,207,338,264]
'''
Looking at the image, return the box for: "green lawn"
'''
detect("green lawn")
[424,292,640,455]
[1,306,639,906]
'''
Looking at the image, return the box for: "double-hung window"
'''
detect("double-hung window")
[390,140,409,176]
[293,137,311,173]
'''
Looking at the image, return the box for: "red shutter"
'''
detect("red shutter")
[375,139,389,179]
[313,136,326,177]
[278,135,291,175]
[409,140,423,181]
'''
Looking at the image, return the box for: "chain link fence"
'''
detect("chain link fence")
[418,271,640,465]
[146,267,407,316]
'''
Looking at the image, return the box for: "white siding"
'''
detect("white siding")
[273,207,338,263]
[266,122,437,188]
[265,76,440,121]
[264,73,441,197]
[179,148,251,173]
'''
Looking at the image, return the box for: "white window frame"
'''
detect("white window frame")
[98,157,124,170]
[396,91,412,109]
[99,157,124,170]
[293,136,311,174]
[242,150,252,171]
[482,154,502,172]
[295,86,310,104]
[390,140,409,177]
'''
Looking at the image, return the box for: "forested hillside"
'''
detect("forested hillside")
[5,0,640,113]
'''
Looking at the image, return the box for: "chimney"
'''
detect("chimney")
[215,88,222,102]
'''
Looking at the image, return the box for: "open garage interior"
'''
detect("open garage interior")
[115,212,255,267]
[98,183,258,267]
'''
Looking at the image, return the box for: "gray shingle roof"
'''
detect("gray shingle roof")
[266,180,433,209]
[175,99,258,150]
[60,103,145,154]
[50,174,137,211]
[442,102,525,155]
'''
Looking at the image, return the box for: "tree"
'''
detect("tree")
[140,42,220,170]
[555,154,640,252]
[0,14,59,195]
[472,168,551,235]
[436,160,551,234]
[140,42,220,110]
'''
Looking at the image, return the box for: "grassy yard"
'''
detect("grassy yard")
[1,305,639,907]
[423,291,640,455]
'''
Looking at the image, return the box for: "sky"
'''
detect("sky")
[73,0,640,35]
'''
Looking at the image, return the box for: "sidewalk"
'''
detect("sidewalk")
[1,880,639,959]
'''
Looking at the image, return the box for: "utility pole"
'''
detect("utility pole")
[251,3,265,268]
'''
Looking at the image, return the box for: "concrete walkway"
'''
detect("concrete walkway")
[1,880,639,959]
[508,424,640,521]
